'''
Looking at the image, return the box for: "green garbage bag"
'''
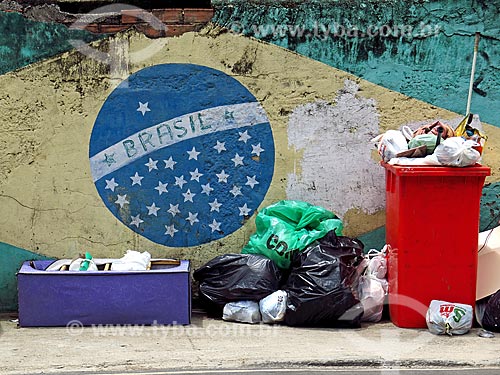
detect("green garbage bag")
[242,200,343,269]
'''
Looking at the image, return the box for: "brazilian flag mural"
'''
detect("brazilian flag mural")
[1,1,500,312]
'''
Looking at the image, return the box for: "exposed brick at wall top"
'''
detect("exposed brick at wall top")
[1,4,214,38]
[72,8,214,37]
[121,9,184,24]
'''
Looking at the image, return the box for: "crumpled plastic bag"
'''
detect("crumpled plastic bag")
[388,154,441,166]
[408,134,438,154]
[434,137,481,167]
[193,254,283,307]
[476,290,500,332]
[284,231,365,327]
[413,120,455,139]
[242,200,343,269]
[426,300,473,335]
[223,301,261,324]
[358,251,388,322]
[455,113,487,155]
[259,290,287,324]
[371,130,408,162]
[111,250,151,271]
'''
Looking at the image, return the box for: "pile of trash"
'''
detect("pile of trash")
[45,250,180,271]
[371,115,487,167]
[194,200,388,327]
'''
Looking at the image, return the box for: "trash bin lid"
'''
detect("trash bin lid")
[381,162,491,177]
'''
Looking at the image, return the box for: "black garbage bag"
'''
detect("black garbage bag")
[480,289,500,332]
[193,253,283,308]
[284,231,365,327]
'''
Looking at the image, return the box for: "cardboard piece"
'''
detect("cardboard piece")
[18,260,191,327]
[477,226,500,300]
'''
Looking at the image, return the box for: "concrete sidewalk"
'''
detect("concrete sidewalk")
[1,311,500,374]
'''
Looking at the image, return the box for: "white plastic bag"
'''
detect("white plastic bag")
[434,137,481,167]
[259,290,287,323]
[111,250,151,271]
[371,130,408,162]
[358,250,388,322]
[223,301,261,324]
[388,154,441,166]
[426,300,473,335]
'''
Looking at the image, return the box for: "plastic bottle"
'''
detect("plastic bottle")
[79,252,93,271]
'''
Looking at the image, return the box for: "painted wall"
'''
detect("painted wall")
[213,0,500,127]
[0,11,100,74]
[1,1,500,311]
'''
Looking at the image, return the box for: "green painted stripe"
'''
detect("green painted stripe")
[0,242,53,312]
[357,226,386,254]
[480,182,500,231]
[0,11,102,75]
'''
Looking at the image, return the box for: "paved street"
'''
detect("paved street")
[2,312,500,375]
[17,368,500,375]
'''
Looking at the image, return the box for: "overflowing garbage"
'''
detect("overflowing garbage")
[372,116,487,167]
[194,200,387,327]
[194,199,500,335]
[18,255,191,327]
[44,250,177,271]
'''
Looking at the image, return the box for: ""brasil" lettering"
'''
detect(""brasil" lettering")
[122,113,210,158]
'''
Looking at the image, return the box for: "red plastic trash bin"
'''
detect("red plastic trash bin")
[383,162,490,328]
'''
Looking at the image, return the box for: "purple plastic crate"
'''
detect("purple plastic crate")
[17,260,191,327]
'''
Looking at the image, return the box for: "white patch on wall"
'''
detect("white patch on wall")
[287,80,385,218]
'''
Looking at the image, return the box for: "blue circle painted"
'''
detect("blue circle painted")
[89,64,275,247]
